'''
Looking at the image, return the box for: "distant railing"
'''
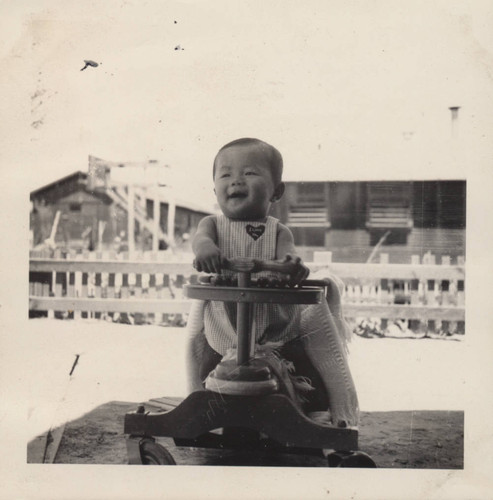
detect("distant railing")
[29,250,465,332]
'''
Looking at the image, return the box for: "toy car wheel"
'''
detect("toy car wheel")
[327,450,377,468]
[139,438,176,465]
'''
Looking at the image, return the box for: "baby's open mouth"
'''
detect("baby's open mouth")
[228,192,247,199]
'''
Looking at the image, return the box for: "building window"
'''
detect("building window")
[285,182,330,229]
[69,202,82,212]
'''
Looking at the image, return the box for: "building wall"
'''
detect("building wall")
[270,180,466,261]
[56,191,114,245]
[321,227,465,263]
[413,181,466,229]
[273,180,465,230]
[31,188,114,249]
[328,182,367,229]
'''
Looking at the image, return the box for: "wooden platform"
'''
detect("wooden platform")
[125,391,358,456]
[27,400,464,468]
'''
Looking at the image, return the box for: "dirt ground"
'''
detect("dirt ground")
[28,401,463,469]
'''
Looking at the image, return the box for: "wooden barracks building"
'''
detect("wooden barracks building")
[30,155,465,262]
[30,159,213,251]
[269,180,466,261]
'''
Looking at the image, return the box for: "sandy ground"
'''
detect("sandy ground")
[25,318,465,467]
[46,401,463,468]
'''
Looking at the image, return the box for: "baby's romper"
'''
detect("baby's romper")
[203,214,301,356]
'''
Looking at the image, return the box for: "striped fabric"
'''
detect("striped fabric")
[204,215,301,355]
[299,300,359,425]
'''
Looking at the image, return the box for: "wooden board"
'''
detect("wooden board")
[125,392,358,452]
[29,258,465,280]
[28,296,465,321]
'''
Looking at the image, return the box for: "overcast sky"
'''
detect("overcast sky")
[2,0,493,209]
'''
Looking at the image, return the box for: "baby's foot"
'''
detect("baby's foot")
[307,411,332,426]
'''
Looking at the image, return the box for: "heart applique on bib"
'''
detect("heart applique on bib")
[246,224,265,240]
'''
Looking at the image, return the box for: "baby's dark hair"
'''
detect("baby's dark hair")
[213,138,283,186]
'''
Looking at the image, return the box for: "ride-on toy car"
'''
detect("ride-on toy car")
[124,258,376,467]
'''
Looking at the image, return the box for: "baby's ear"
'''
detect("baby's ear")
[271,182,285,202]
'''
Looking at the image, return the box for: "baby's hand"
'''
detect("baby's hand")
[282,254,310,285]
[193,246,225,274]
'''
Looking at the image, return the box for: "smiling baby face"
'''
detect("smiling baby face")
[213,143,284,221]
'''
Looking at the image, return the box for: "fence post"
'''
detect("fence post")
[133,273,144,324]
[67,269,75,320]
[54,263,66,319]
[457,259,465,333]
[94,271,102,320]
[379,254,390,333]
[173,274,186,326]
[148,273,157,324]
[161,273,171,325]
[440,256,452,335]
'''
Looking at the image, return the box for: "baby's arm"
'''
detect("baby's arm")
[192,215,225,273]
[276,223,310,284]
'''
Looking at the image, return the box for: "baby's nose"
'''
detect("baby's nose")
[231,176,245,185]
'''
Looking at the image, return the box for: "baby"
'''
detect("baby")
[188,138,359,426]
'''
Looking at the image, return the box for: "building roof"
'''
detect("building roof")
[30,171,87,198]
[30,171,214,214]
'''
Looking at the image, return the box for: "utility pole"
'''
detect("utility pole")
[127,184,135,254]
[440,106,461,228]
[167,192,176,247]
[449,106,460,142]
[152,187,160,252]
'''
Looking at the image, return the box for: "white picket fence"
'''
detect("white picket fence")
[29,250,465,332]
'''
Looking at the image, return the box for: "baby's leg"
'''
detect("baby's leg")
[185,328,207,394]
[185,300,208,394]
[185,328,223,393]
[300,303,359,427]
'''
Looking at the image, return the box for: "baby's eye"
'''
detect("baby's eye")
[220,173,230,178]
[245,171,258,176]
